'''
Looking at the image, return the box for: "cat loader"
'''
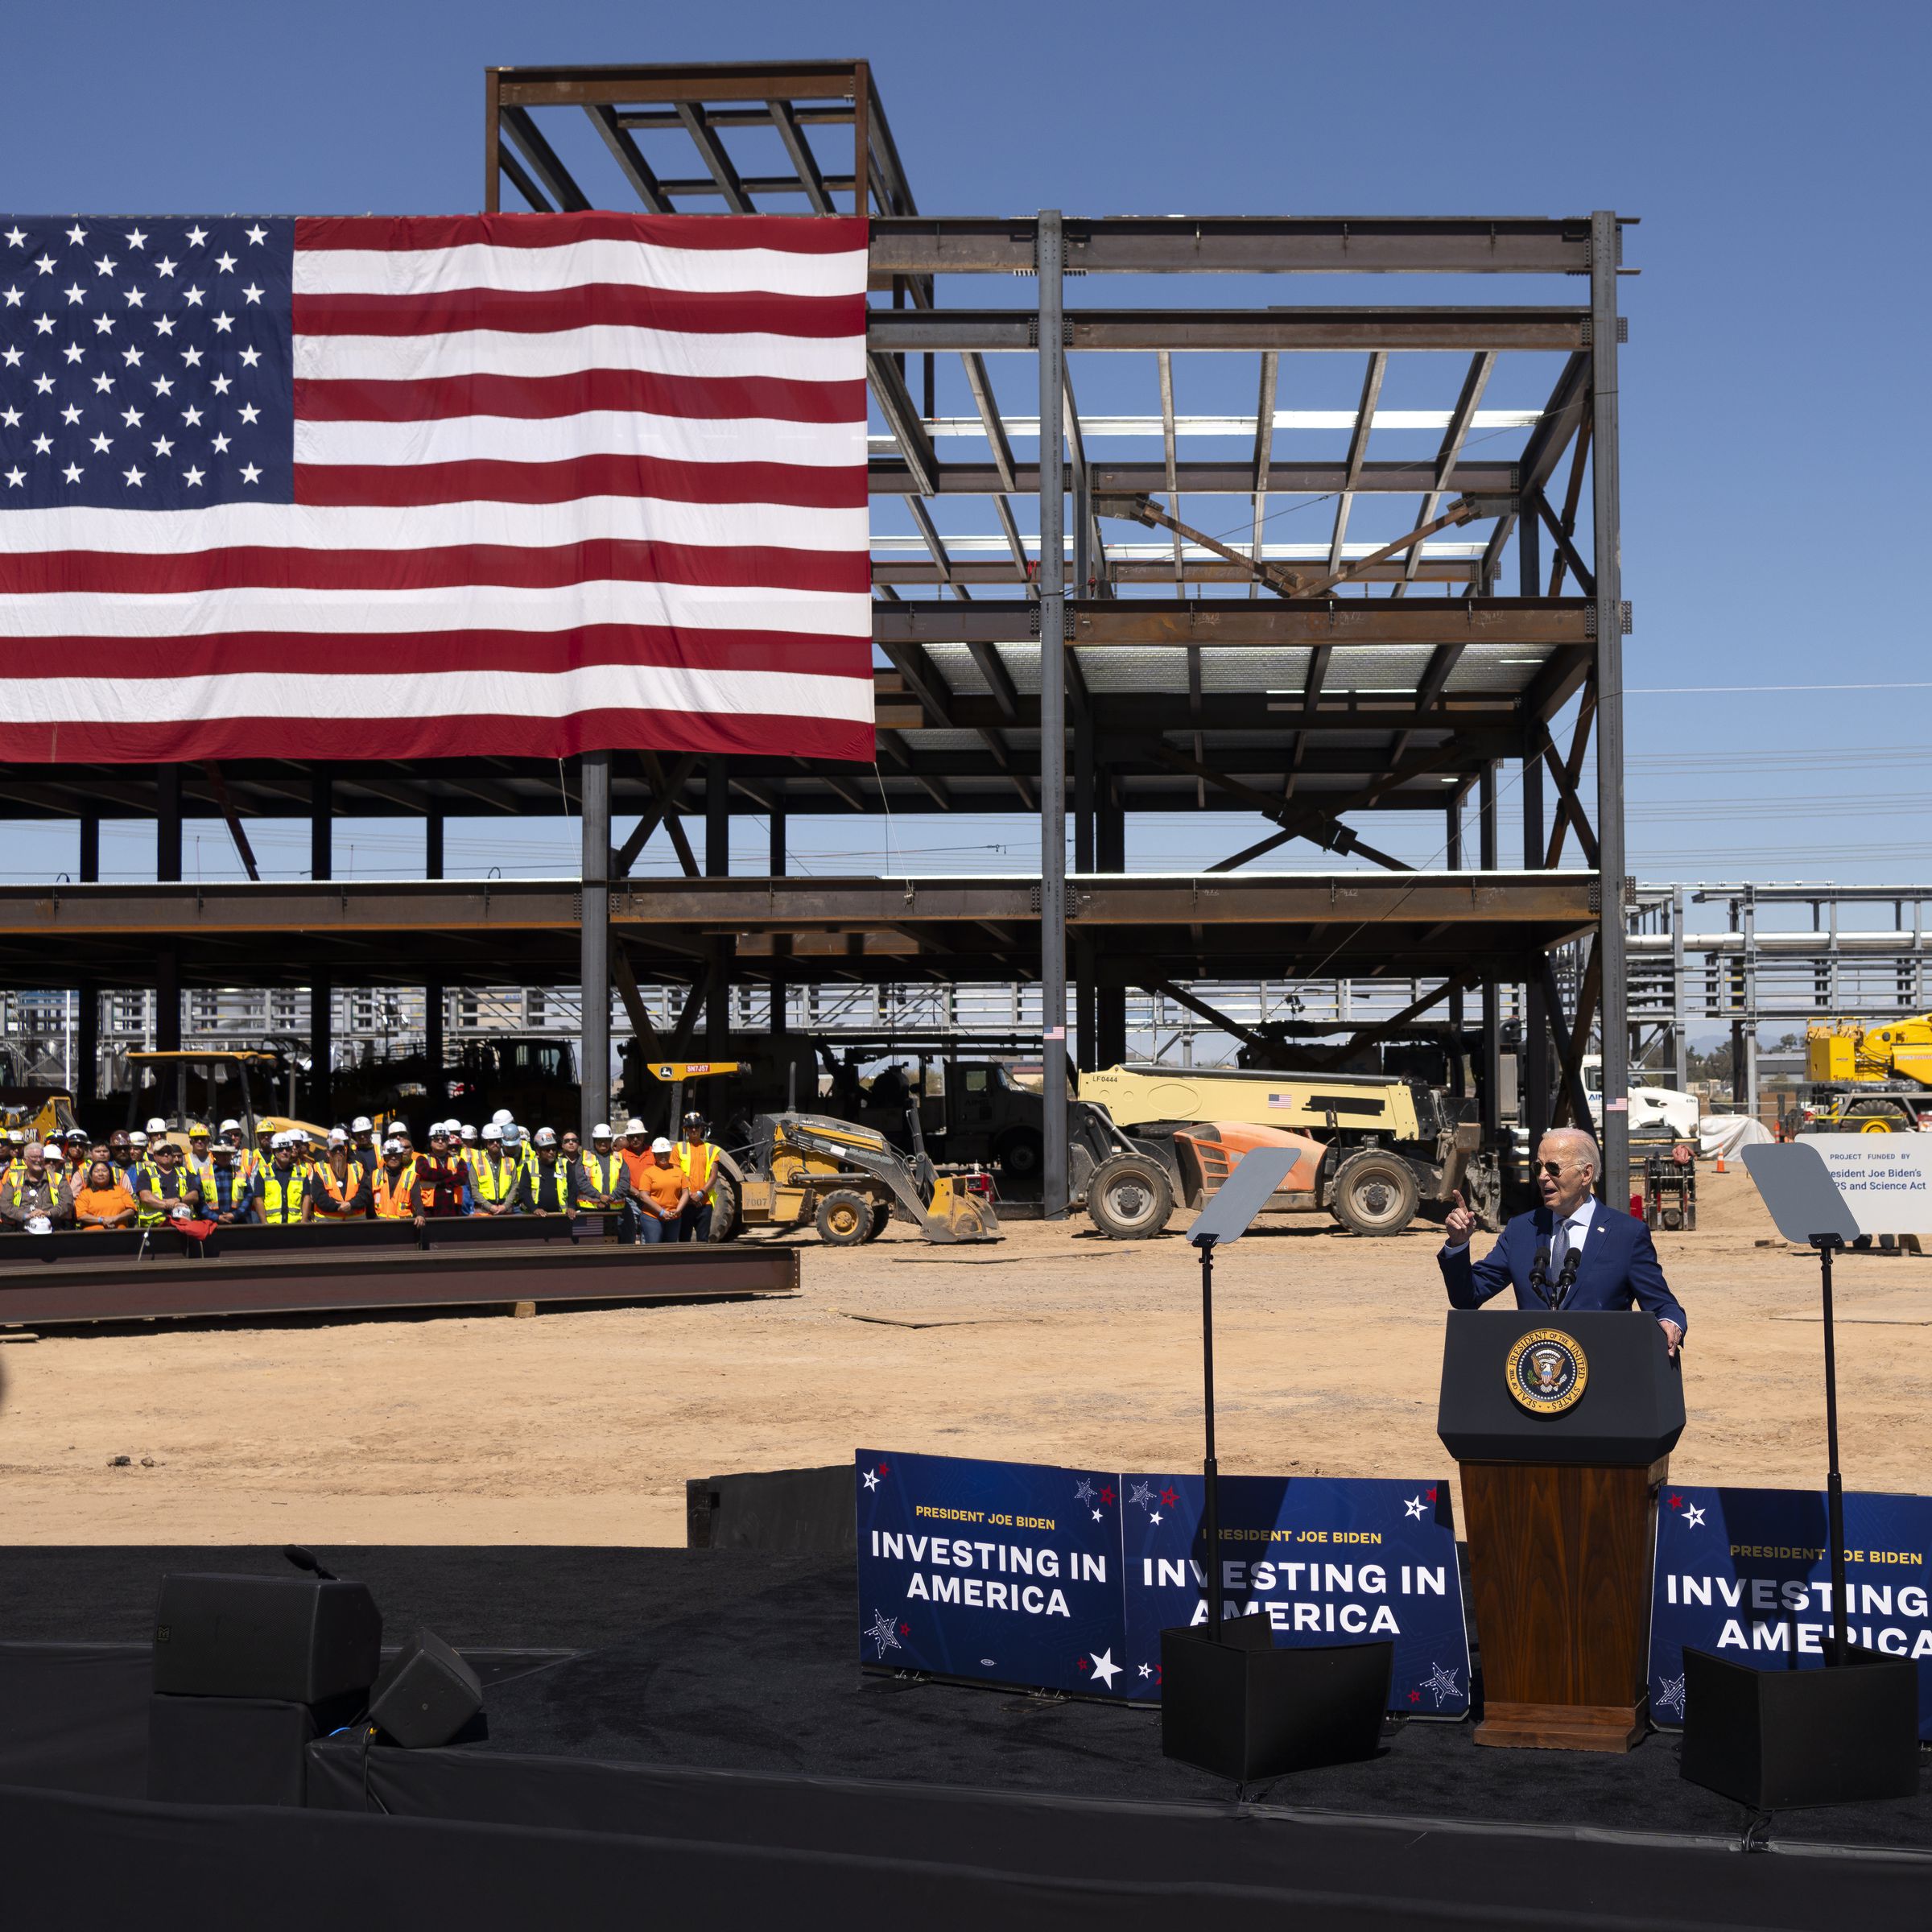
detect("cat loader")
[723,1111,998,1246]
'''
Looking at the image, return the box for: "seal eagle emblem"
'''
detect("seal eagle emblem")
[1505,1327,1588,1414]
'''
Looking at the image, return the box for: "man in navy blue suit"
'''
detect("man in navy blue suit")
[1441,1128,1686,1354]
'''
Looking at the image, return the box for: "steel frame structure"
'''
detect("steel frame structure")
[0,60,1636,1203]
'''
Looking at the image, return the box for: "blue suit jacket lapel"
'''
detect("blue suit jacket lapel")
[1572,1205,1609,1299]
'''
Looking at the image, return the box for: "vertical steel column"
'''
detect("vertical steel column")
[79,816,100,883]
[768,782,786,877]
[154,768,182,1055]
[1096,771,1126,1064]
[580,750,611,1139]
[705,760,729,877]
[424,810,445,1116]
[1741,884,1759,1121]
[310,773,332,881]
[704,759,730,1055]
[76,978,98,1104]
[156,952,180,1055]
[1480,762,1503,1133]
[1671,884,1690,1090]
[768,782,787,1038]
[1444,803,1466,1097]
[1590,209,1629,1204]
[1521,724,1550,1139]
[1037,209,1069,1217]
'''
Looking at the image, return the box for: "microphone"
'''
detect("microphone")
[283,1544,339,1582]
[1528,1243,1554,1308]
[1552,1249,1581,1311]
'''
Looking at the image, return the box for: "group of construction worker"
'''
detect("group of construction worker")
[0,1111,723,1243]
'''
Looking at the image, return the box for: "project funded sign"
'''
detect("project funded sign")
[1649,1484,1932,1740]
[856,1451,1469,1711]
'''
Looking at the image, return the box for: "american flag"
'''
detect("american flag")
[0,213,872,763]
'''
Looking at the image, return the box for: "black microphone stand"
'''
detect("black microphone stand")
[1810,1232,1851,1664]
[1196,1232,1223,1637]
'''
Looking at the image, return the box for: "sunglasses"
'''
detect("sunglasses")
[1536,1160,1568,1178]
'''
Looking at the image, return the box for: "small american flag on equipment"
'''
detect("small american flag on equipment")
[0,212,872,762]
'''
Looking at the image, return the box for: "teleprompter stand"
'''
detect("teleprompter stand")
[1683,1146,1920,1809]
[1159,1148,1391,1781]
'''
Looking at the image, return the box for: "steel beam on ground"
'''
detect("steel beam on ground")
[1590,209,1629,1208]
[1038,210,1068,1219]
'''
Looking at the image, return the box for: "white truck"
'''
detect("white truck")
[1580,1055,1700,1141]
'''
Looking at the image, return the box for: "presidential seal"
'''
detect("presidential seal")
[1505,1327,1588,1414]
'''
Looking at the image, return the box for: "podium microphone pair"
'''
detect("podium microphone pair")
[1529,1245,1579,1311]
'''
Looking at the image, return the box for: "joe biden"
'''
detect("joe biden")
[1440,1128,1686,1354]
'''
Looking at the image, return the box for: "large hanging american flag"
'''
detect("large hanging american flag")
[0,213,873,763]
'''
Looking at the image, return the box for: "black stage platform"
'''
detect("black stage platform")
[2,1546,1927,1929]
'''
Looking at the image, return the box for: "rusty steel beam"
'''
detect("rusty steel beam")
[869,308,1591,354]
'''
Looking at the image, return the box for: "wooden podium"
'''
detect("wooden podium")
[1438,1311,1685,1752]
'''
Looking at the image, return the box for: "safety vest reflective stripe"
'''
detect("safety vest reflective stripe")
[527,1163,571,1212]
[473,1155,519,1204]
[135,1162,171,1227]
[675,1142,719,1194]
[314,1162,365,1208]
[204,1167,251,1211]
[580,1152,623,1196]
[259,1170,306,1223]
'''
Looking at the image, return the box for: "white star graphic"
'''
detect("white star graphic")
[1150,1511,1162,1525]
[1091,1509,1102,1521]
[210,374,232,394]
[151,436,174,457]
[1404,1496,1426,1520]
[155,257,177,279]
[0,285,19,307]
[1422,1662,1463,1708]
[64,223,87,246]
[152,376,173,396]
[61,463,82,484]
[183,465,204,487]
[185,225,208,247]
[861,1468,880,1492]
[1088,1649,1121,1690]
[242,283,262,304]
[1128,1480,1155,1511]
[212,312,233,333]
[63,282,84,304]
[125,228,147,250]
[89,432,112,453]
[154,316,175,336]
[122,464,144,487]
[63,343,84,364]
[0,406,16,427]
[214,251,237,273]
[91,373,114,394]
[865,1608,902,1661]
[121,346,142,367]
[181,405,202,426]
[180,347,202,368]
[1073,1478,1096,1505]
[2,226,22,247]
[60,404,80,424]
[0,345,19,366]
[1683,1504,1707,1529]
[92,313,114,334]
[32,313,53,334]
[244,224,267,246]
[2,468,23,488]
[120,406,143,427]
[33,254,55,275]
[240,463,262,485]
[1137,1662,1153,1678]
[122,285,144,308]
[31,373,52,394]
[93,254,116,278]
[184,286,204,307]
[210,432,231,453]
[1653,1672,1686,1719]
[31,433,52,454]
[237,345,262,369]
[238,403,260,425]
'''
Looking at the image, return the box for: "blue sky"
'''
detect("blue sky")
[3,0,1928,916]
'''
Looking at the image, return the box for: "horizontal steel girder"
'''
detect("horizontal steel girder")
[868,308,1590,353]
[869,459,1522,497]
[868,216,1604,277]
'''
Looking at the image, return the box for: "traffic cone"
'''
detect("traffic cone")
[1715,1151,1727,1174]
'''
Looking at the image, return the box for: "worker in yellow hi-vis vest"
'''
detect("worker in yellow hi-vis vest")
[672,1111,722,1244]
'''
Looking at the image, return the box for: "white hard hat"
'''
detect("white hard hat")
[219,1118,242,1134]
[351,1116,374,1134]
[625,1117,646,1136]
[328,1127,349,1145]
[592,1122,613,1139]
[270,1132,289,1149]
[459,1125,477,1141]
[481,1124,502,1143]
[535,1127,556,1146]
[146,1117,167,1135]
[129,1130,148,1148]
[382,1137,405,1154]
[650,1136,673,1154]
[491,1109,514,1126]
[24,1215,52,1235]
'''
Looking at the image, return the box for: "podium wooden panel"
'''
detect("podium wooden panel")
[1438,1309,1685,1755]
[1459,1455,1666,1751]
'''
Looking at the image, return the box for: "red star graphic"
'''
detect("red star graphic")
[1409,1690,1422,1704]
[1161,1487,1179,1508]
[1426,1487,1438,1502]
[878,1462,890,1475]
[1668,1493,1682,1509]
[1077,1656,1089,1671]
[1100,1484,1116,1505]
[899,1622,910,1637]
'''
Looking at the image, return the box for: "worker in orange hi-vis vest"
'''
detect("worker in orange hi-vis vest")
[371,1138,427,1228]
[672,1111,722,1244]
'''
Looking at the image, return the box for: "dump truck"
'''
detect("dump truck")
[1076,1062,1494,1237]
[720,1112,997,1245]
[1804,1013,1932,1130]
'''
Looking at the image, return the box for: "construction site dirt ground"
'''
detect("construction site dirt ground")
[1,1167,1927,1548]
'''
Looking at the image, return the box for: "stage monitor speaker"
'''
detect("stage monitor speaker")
[147,1692,348,1806]
[1161,1620,1391,1781]
[154,1573,382,1704]
[367,1627,483,1748]
[1680,1645,1920,1809]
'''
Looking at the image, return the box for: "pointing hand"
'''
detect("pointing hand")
[1444,1189,1476,1248]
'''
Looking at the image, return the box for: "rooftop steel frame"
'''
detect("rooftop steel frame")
[0,58,1637,1203]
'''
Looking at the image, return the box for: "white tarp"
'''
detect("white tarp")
[1699,1114,1774,1161]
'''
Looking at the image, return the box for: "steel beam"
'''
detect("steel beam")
[1038,210,1069,1219]
[869,458,1523,498]
[868,308,1590,354]
[580,750,611,1139]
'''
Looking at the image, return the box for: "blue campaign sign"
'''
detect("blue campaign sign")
[1120,1472,1472,1716]
[1649,1485,1932,1740]
[854,1448,1131,1699]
